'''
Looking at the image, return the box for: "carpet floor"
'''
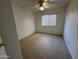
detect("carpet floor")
[20,33,72,59]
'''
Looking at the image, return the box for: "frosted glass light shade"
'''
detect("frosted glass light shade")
[39,7,44,11]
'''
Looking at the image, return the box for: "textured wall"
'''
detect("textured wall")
[12,2,36,39]
[64,0,78,59]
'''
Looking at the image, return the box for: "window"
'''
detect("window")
[42,14,57,26]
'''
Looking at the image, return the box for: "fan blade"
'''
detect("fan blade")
[43,3,49,8]
[43,6,49,8]
[44,0,48,2]
[31,4,41,11]
[43,2,52,8]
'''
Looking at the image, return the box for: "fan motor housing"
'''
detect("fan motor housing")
[38,0,44,7]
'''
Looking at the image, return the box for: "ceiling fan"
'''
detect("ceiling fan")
[34,0,52,11]
[32,0,68,11]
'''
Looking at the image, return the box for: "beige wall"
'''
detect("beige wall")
[64,0,78,59]
[12,2,36,39]
[35,8,66,35]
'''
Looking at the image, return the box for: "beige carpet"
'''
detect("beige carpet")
[20,33,72,59]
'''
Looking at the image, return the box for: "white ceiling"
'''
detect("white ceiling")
[12,0,69,11]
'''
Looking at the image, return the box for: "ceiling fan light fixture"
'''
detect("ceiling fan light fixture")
[39,6,44,11]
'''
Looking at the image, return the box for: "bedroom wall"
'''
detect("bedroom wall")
[64,0,78,59]
[11,2,36,39]
[35,8,66,35]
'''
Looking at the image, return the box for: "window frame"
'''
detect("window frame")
[41,14,57,27]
